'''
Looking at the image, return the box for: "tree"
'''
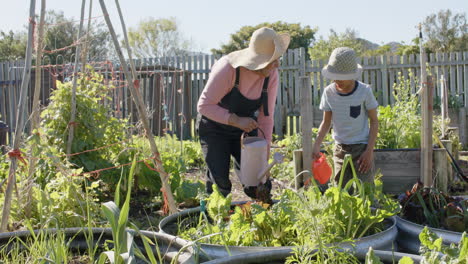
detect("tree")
[395,37,427,55]
[0,10,111,64]
[422,9,467,52]
[126,17,190,58]
[0,30,26,61]
[211,21,317,58]
[309,28,365,61]
[42,10,111,64]
[363,44,392,57]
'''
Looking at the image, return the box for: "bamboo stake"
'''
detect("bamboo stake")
[1,0,36,232]
[25,0,46,218]
[81,0,93,68]
[419,24,433,187]
[66,0,86,156]
[99,0,177,214]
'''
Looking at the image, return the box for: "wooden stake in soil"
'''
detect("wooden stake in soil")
[99,0,177,214]
[418,25,434,187]
[66,0,87,156]
[1,0,36,232]
[299,48,313,186]
[25,0,46,218]
[81,0,93,68]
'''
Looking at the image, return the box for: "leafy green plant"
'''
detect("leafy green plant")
[377,71,421,149]
[40,66,128,186]
[418,226,467,263]
[115,135,205,202]
[99,157,139,264]
[99,156,185,264]
[398,182,467,232]
[179,155,400,248]
[0,152,102,230]
[364,247,414,264]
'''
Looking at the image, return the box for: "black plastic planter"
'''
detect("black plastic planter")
[201,249,423,264]
[0,227,195,264]
[159,205,397,261]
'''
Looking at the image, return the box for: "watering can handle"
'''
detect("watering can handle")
[241,127,266,149]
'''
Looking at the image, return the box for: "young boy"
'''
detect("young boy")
[312,47,379,185]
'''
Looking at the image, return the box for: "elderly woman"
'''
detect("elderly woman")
[197,27,290,199]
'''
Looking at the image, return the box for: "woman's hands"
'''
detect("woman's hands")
[228,113,258,132]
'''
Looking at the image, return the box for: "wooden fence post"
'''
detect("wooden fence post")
[459,107,467,148]
[420,38,434,187]
[181,71,191,139]
[299,48,312,186]
[380,55,389,106]
[433,148,448,192]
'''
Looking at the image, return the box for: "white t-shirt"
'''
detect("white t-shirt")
[319,81,378,144]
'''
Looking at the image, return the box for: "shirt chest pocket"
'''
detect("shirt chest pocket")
[350,105,361,118]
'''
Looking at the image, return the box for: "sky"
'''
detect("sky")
[0,0,467,53]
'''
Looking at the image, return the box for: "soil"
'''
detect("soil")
[182,167,287,202]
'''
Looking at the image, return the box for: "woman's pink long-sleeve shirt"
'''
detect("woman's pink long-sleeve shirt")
[197,56,278,142]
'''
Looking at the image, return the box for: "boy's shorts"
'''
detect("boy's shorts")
[333,143,375,185]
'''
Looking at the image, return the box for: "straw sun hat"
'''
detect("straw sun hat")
[227,27,290,71]
[321,47,363,80]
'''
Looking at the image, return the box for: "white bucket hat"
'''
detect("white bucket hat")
[227,27,290,71]
[321,47,363,80]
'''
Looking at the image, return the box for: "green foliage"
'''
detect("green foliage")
[309,28,365,61]
[270,133,302,182]
[0,30,26,61]
[99,158,173,264]
[0,224,73,263]
[419,226,468,263]
[211,21,316,58]
[118,135,204,200]
[396,38,425,55]
[99,157,137,264]
[206,185,232,224]
[376,71,421,149]
[180,156,399,247]
[0,148,102,229]
[175,180,205,206]
[42,10,111,63]
[286,245,360,263]
[40,67,128,186]
[422,9,467,53]
[126,17,190,58]
[399,184,467,232]
[364,247,415,264]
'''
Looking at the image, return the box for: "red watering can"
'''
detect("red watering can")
[312,152,332,185]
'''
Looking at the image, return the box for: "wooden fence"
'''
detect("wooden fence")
[0,48,467,143]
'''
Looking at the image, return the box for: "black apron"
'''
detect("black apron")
[197,67,270,197]
[197,67,269,138]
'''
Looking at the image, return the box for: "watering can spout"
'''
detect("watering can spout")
[257,152,284,183]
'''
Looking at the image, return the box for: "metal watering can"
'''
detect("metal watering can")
[235,129,284,187]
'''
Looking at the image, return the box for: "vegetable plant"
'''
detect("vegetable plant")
[179,155,400,248]
[418,226,467,263]
[398,181,467,232]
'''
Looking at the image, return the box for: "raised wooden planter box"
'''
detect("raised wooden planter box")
[293,147,453,194]
[374,149,420,194]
